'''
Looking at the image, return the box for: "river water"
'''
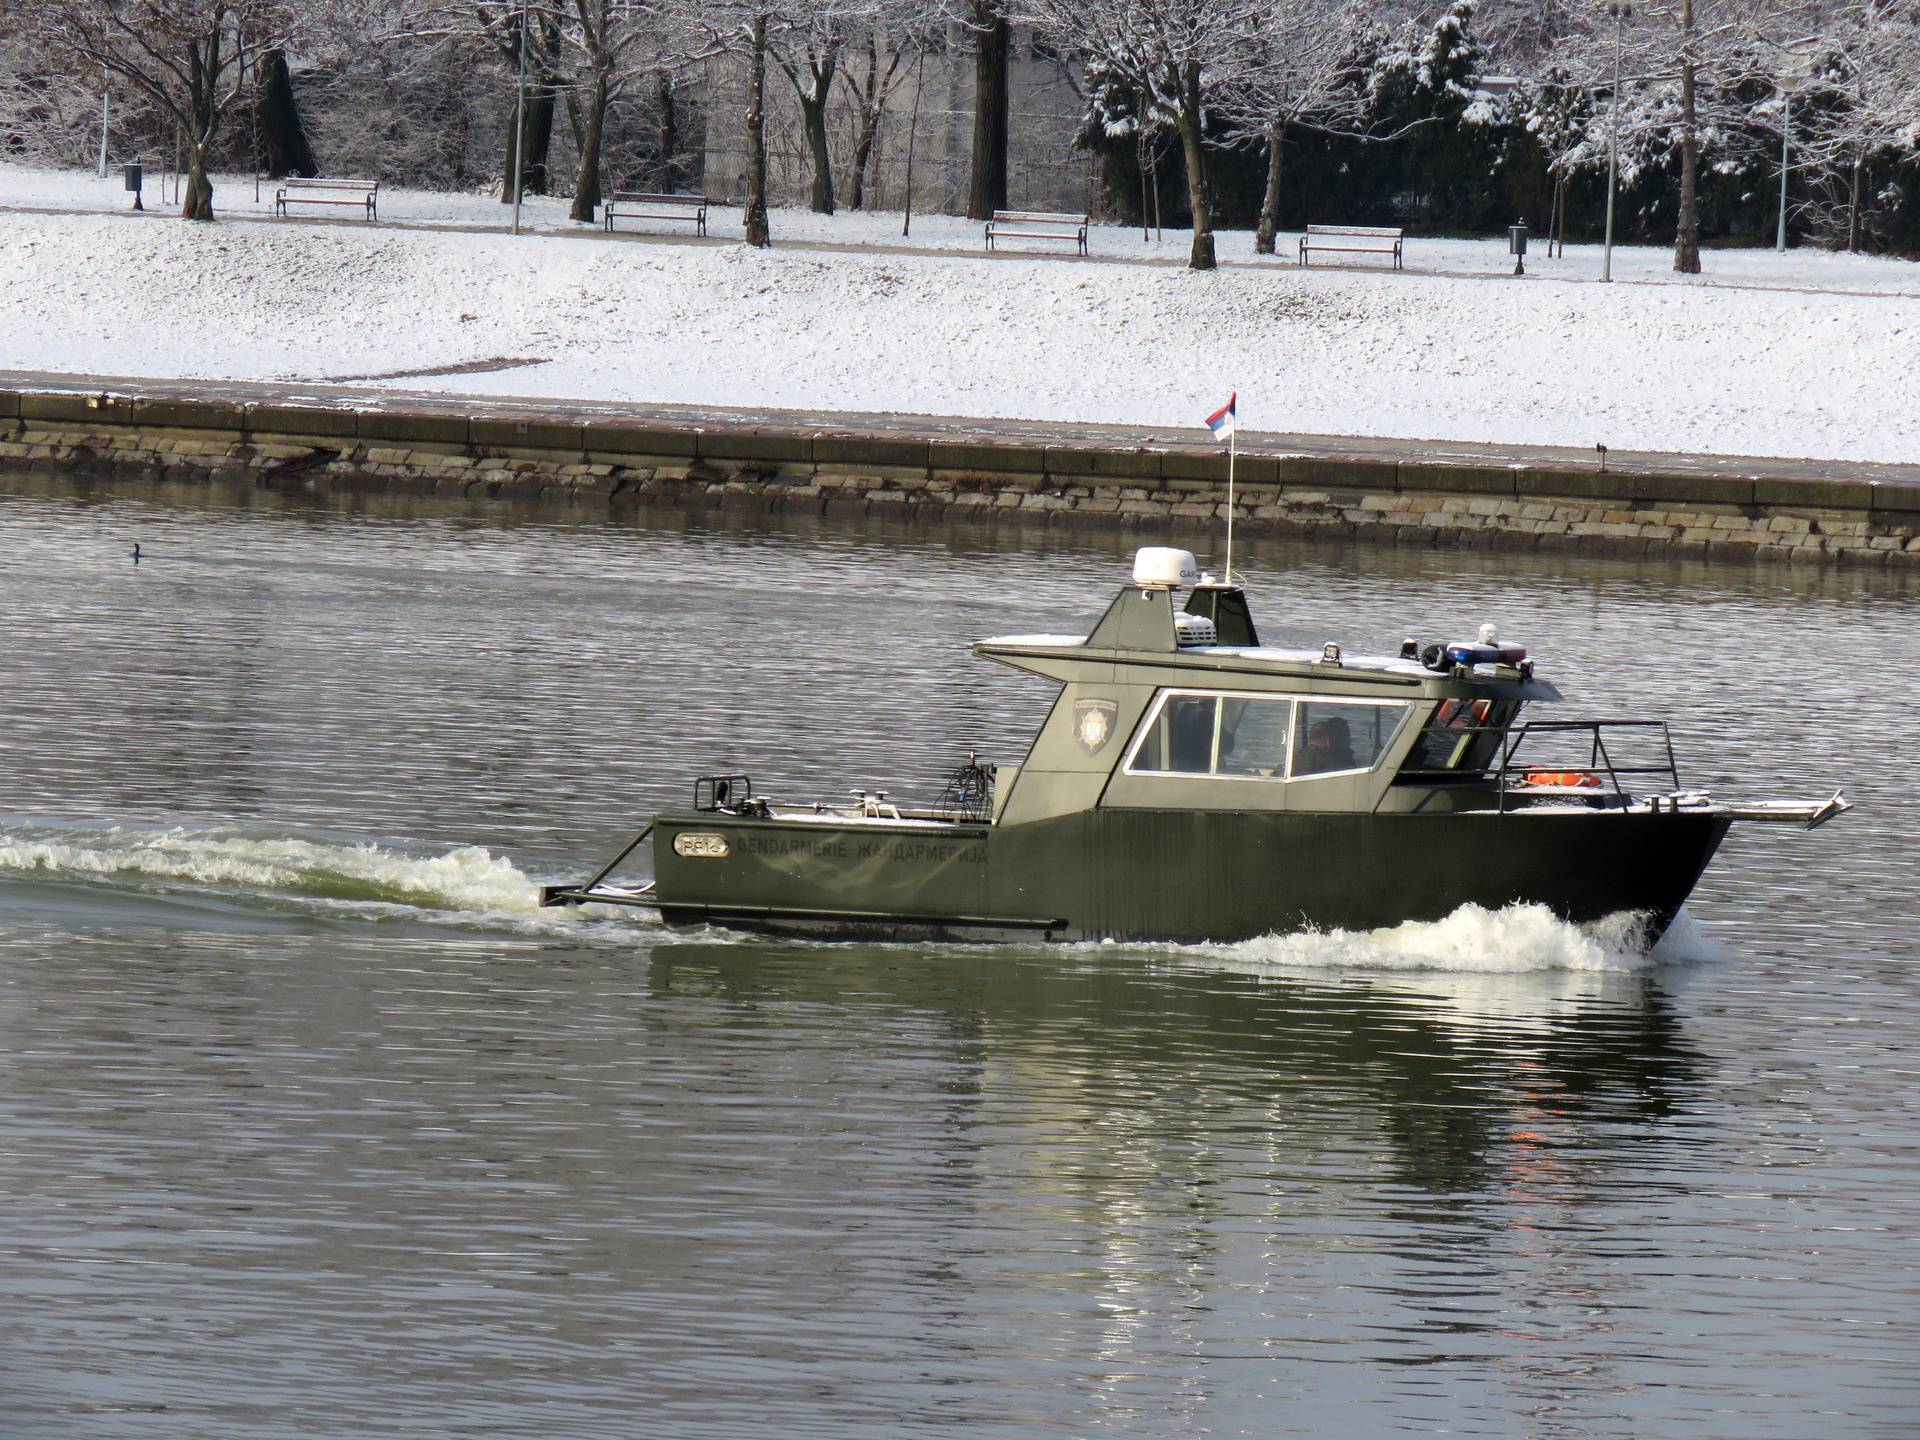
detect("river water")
[0,475,1915,1439]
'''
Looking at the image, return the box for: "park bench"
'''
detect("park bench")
[605,191,714,236]
[984,210,1090,255]
[1298,224,1404,269]
[275,178,379,220]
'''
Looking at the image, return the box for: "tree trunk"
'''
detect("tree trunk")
[1175,67,1214,271]
[570,66,609,223]
[849,108,879,210]
[902,52,926,236]
[744,13,771,247]
[657,73,680,190]
[254,48,317,179]
[183,137,215,220]
[524,85,555,195]
[1254,115,1287,256]
[183,43,217,220]
[847,35,883,211]
[797,69,836,214]
[966,0,1009,220]
[1672,0,1701,273]
[501,29,558,203]
[1847,150,1862,254]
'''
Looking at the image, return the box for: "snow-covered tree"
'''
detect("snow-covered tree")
[1020,0,1268,269]
[1217,0,1379,256]
[771,0,853,213]
[1794,1,1920,252]
[557,0,674,221]
[17,0,314,218]
[1509,63,1597,250]
[669,0,786,243]
[839,1,942,210]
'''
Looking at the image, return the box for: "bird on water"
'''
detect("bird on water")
[132,543,141,563]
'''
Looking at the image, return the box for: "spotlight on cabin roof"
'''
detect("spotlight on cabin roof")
[1132,547,1199,589]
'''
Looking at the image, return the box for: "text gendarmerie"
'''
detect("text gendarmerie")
[737,833,986,865]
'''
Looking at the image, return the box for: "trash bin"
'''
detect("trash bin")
[123,161,143,211]
[1509,218,1529,275]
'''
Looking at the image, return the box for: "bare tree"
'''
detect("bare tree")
[838,4,936,209]
[1219,0,1377,255]
[1626,0,1794,271]
[473,0,565,202]
[18,0,307,218]
[1021,0,1266,269]
[558,0,667,220]
[772,3,848,212]
[672,0,784,243]
[1794,1,1920,252]
[0,29,134,167]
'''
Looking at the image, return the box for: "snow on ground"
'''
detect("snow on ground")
[3,164,1919,463]
[10,163,1920,296]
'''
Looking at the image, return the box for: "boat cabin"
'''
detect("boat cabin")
[974,546,1568,828]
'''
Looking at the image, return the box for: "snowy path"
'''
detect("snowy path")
[4,166,1919,465]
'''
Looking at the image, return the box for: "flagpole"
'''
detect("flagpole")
[1225,419,1236,586]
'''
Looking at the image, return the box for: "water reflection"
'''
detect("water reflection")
[647,941,1705,1199]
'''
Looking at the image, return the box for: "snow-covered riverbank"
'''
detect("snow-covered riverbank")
[4,166,1918,463]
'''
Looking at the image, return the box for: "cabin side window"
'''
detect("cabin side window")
[1292,701,1411,778]
[1127,692,1294,778]
[1127,692,1412,781]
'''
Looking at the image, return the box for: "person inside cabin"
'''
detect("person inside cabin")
[1300,716,1356,775]
[1167,696,1216,773]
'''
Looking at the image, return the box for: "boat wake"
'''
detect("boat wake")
[1198,902,1722,975]
[0,819,653,938]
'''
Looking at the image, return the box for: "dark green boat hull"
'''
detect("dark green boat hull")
[652,808,1731,945]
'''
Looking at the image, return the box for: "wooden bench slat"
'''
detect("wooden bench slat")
[276,179,378,220]
[1299,222,1404,270]
[606,192,714,237]
[984,209,1090,256]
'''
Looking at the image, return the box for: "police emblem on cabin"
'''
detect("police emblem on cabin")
[1074,698,1118,755]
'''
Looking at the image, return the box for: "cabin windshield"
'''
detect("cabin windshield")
[1404,699,1522,775]
[1126,691,1412,781]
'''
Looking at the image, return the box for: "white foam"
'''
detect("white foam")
[1646,906,1725,965]
[1203,902,1673,975]
[0,821,670,940]
[0,825,539,908]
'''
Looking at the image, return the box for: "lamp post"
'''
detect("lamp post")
[1602,1,1632,283]
[1775,72,1804,253]
[510,0,529,236]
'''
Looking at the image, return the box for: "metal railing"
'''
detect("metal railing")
[1399,719,1680,811]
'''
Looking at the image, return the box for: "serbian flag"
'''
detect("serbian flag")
[1205,393,1237,442]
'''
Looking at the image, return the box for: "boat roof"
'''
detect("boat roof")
[981,636,1434,679]
[971,573,1565,704]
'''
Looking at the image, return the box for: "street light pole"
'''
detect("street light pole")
[1776,87,1792,253]
[510,0,529,236]
[1602,1,1631,283]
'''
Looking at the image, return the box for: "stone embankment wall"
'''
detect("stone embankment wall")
[3,386,1918,566]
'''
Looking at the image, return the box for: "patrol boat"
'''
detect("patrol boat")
[542,548,1848,943]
